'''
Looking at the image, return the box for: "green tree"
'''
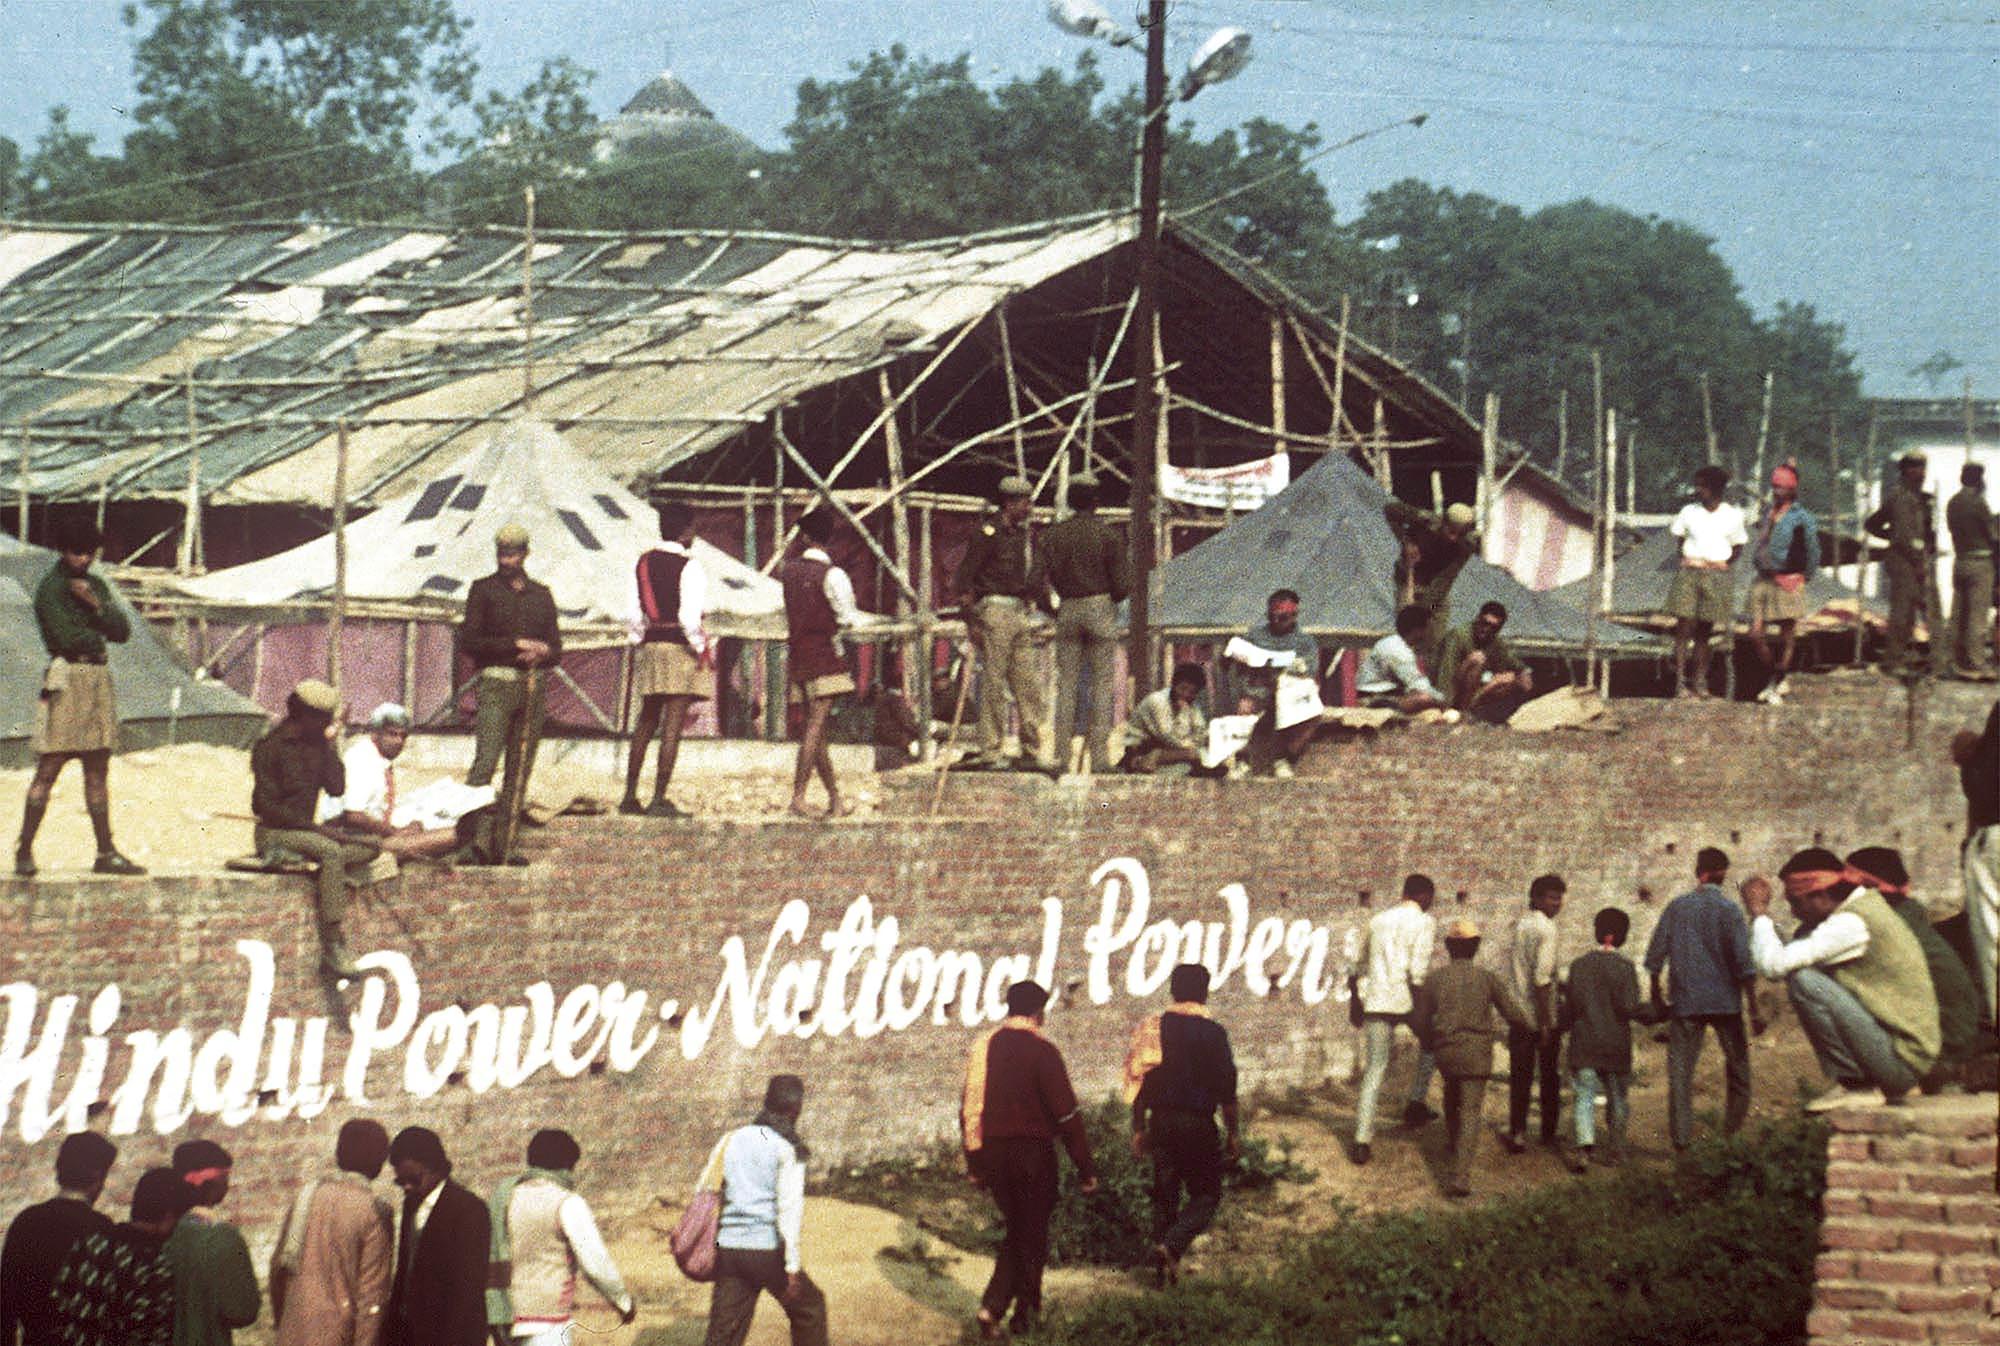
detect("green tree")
[438,56,599,226]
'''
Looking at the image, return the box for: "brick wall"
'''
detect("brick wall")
[1811,1098,2000,1346]
[0,675,1988,1275]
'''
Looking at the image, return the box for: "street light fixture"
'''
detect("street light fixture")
[1053,1,1252,697]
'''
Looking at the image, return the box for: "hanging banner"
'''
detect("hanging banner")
[1160,450,1291,511]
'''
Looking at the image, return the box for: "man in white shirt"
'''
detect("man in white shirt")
[1741,849,1941,1111]
[1355,605,1446,715]
[623,502,711,819]
[486,1130,635,1345]
[320,703,482,861]
[1503,874,1566,1152]
[1666,466,1749,698]
[1348,873,1440,1164]
[784,509,870,820]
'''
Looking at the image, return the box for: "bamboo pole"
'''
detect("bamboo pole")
[916,502,935,762]
[1699,372,1719,467]
[1332,294,1351,452]
[774,425,921,607]
[95,470,108,540]
[1854,414,1877,663]
[1752,369,1774,488]
[14,423,27,544]
[178,372,200,575]
[1590,349,1604,509]
[1624,419,1637,517]
[1372,397,1390,490]
[521,186,537,410]
[1479,391,1499,540]
[998,306,1027,477]
[1600,409,1618,696]
[881,368,914,699]
[331,419,350,693]
[1269,311,1287,455]
[1555,387,1570,483]
[1582,396,1605,692]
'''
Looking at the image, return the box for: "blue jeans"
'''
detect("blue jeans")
[1785,968,1921,1095]
[1354,1014,1436,1143]
[1572,1067,1628,1148]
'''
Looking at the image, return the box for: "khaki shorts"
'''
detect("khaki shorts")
[632,641,710,700]
[1666,567,1735,624]
[1747,576,1808,625]
[789,671,857,704]
[31,660,117,755]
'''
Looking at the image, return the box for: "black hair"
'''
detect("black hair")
[1443,935,1481,958]
[54,1132,117,1189]
[655,501,695,540]
[1170,661,1208,692]
[53,518,102,555]
[1695,846,1730,877]
[1529,873,1567,902]
[1477,600,1508,622]
[797,507,836,545]
[389,1126,451,1175]
[763,1074,806,1116]
[1269,588,1302,607]
[171,1139,232,1175]
[1401,872,1435,901]
[1778,847,1854,899]
[1067,478,1100,511]
[1593,907,1630,946]
[1169,963,1211,1004]
[1395,604,1430,638]
[1005,981,1050,1016]
[1844,846,1910,889]
[1693,465,1730,493]
[131,1168,197,1224]
[527,1128,581,1171]
[336,1119,390,1175]
[1964,463,1986,486]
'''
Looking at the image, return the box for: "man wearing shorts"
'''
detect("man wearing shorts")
[783,509,867,819]
[14,519,144,878]
[622,502,710,818]
[1666,465,1747,698]
[1746,464,1818,706]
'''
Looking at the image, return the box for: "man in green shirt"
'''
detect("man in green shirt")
[15,518,144,878]
[163,1140,258,1346]
[1040,474,1129,775]
[1944,463,1997,680]
[1432,601,1534,725]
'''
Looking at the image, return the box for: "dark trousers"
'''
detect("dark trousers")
[1148,1109,1224,1258]
[976,1137,1060,1327]
[1666,1012,1751,1149]
[701,1246,828,1346]
[1884,551,1948,675]
[1442,1073,1490,1193]
[1507,1026,1562,1142]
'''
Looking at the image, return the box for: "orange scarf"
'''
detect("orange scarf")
[1120,1002,1211,1106]
[961,1016,1046,1153]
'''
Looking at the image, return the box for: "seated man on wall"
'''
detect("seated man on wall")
[1123,662,1212,776]
[1222,589,1321,778]
[1742,849,1940,1111]
[1355,605,1447,715]
[1433,601,1534,724]
[318,703,490,862]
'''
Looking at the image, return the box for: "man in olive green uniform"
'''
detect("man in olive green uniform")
[14,519,144,878]
[1410,918,1534,1199]
[1945,463,1997,679]
[1040,475,1129,774]
[460,524,562,802]
[1865,454,1947,678]
[951,478,1051,772]
[1385,500,1479,666]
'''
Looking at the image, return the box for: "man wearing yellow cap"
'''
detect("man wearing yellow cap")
[1865,453,1947,680]
[950,478,1052,773]
[1385,498,1480,666]
[461,525,562,827]
[1410,917,1533,1199]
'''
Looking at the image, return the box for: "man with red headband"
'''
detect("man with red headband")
[1746,464,1819,705]
[164,1140,259,1346]
[1741,849,1939,1111]
[1843,847,1985,1090]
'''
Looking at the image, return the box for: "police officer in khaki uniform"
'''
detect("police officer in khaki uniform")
[1040,474,1129,774]
[1865,454,1947,679]
[951,477,1052,772]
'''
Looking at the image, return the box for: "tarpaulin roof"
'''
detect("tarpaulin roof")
[1548,523,1861,631]
[169,419,785,635]
[0,536,267,766]
[1151,452,1656,652]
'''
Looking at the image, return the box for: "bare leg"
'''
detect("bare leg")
[791,696,834,817]
[813,699,852,816]
[79,752,113,852]
[623,697,664,807]
[15,754,67,869]
[381,828,462,860]
[1775,620,1798,679]
[1672,620,1693,691]
[653,695,695,801]
[1747,616,1774,678]
[1691,621,1714,693]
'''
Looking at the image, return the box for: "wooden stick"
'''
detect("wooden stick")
[331,419,349,692]
[998,306,1027,477]
[521,186,537,410]
[1332,294,1351,449]
[882,368,915,699]
[1479,392,1499,538]
[1555,386,1570,483]
[1590,349,1604,510]
[1699,371,1719,467]
[1854,414,1877,663]
[14,422,27,544]
[1752,369,1774,488]
[1269,311,1287,455]
[1372,397,1389,489]
[774,425,921,608]
[928,641,975,818]
[916,502,936,762]
[178,371,200,576]
[1624,419,1637,517]
[1602,408,1619,698]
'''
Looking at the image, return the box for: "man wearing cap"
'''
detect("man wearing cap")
[1225,588,1323,777]
[270,1119,395,1346]
[14,518,144,878]
[461,525,562,803]
[1,1131,118,1346]
[1746,464,1819,705]
[486,1130,635,1345]
[1410,918,1533,1199]
[1866,454,1947,680]
[1039,474,1129,774]
[164,1140,259,1346]
[320,704,480,861]
[1945,462,1998,679]
[961,981,1098,1338]
[1742,850,1940,1111]
[624,501,710,816]
[1386,499,1480,664]
[251,679,378,979]
[1666,465,1748,697]
[951,478,1052,773]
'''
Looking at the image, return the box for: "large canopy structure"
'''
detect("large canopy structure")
[0,537,265,765]
[1151,452,1655,652]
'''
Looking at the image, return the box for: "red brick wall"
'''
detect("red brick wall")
[0,676,1987,1271]
[1811,1099,1999,1346]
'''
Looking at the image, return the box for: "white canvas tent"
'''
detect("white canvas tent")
[174,419,784,636]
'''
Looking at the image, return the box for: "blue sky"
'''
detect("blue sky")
[2,0,1994,398]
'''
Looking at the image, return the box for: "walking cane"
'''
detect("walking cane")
[494,667,541,862]
[928,638,976,819]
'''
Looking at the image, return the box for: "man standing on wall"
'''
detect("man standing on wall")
[623,502,709,817]
[460,524,562,823]
[1866,453,1947,680]
[1386,499,1480,663]
[1746,464,1819,705]
[783,508,869,819]
[487,1130,635,1345]
[1123,963,1239,1286]
[0,1131,118,1346]
[1644,847,1761,1152]
[385,1128,490,1346]
[14,518,144,878]
[1503,874,1566,1154]
[962,981,1099,1339]
[269,1119,395,1346]
[1665,465,1748,698]
[164,1140,259,1346]
[1348,873,1441,1165]
[951,477,1052,774]
[1945,463,1998,680]
[1041,473,1129,775]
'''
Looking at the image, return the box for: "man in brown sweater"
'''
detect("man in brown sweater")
[1412,918,1534,1198]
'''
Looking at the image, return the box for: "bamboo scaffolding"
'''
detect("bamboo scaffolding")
[330,419,349,692]
[1699,372,1719,467]
[521,186,537,409]
[998,305,1027,476]
[13,423,26,543]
